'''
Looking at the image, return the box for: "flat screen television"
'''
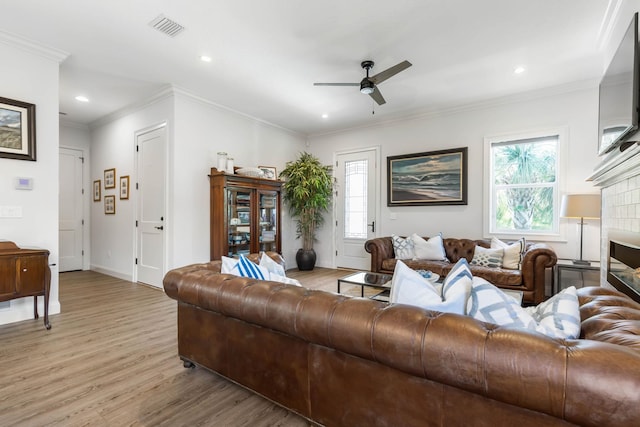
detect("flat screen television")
[598,12,640,155]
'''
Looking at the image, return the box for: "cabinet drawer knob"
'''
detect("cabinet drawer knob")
[22,268,27,272]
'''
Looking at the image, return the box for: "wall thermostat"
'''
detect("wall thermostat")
[15,177,33,190]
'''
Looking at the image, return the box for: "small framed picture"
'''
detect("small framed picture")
[104,168,116,189]
[120,175,129,200]
[93,180,101,202]
[259,166,277,180]
[104,195,116,214]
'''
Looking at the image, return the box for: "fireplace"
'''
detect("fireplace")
[608,239,640,302]
[588,141,640,298]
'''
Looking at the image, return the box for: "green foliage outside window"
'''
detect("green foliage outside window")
[492,138,557,232]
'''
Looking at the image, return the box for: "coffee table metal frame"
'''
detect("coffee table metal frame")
[337,271,393,301]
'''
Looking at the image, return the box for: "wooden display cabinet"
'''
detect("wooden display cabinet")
[209,168,282,260]
[0,241,51,329]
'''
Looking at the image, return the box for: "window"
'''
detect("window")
[344,159,368,239]
[485,131,563,238]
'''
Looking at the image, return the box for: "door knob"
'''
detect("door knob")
[367,221,375,232]
[155,226,164,230]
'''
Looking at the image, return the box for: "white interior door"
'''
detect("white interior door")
[335,148,378,270]
[136,125,166,287]
[59,147,84,272]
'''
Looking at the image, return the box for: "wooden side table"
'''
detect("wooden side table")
[0,241,51,329]
[554,259,600,294]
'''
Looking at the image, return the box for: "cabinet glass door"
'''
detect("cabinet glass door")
[227,188,252,256]
[258,191,278,253]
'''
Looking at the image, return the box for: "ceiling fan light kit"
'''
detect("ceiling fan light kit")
[314,59,412,106]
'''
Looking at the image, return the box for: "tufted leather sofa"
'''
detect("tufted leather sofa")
[365,236,557,304]
[163,257,640,427]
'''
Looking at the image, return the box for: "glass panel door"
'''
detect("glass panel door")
[227,188,252,256]
[258,191,278,253]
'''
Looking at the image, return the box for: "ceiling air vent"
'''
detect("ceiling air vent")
[149,14,185,37]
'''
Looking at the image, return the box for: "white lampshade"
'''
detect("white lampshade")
[560,194,601,219]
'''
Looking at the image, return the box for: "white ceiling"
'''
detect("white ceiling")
[0,1,617,135]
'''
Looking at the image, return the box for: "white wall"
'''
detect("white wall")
[0,41,64,325]
[308,86,602,267]
[170,91,306,269]
[90,94,174,280]
[60,122,92,270]
[89,88,306,280]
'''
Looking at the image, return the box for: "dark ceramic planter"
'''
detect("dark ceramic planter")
[295,248,316,271]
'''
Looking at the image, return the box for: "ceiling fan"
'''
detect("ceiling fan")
[314,60,412,105]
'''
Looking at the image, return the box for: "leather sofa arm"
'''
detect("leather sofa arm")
[364,237,394,272]
[521,243,557,303]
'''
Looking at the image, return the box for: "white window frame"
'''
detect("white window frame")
[483,127,568,241]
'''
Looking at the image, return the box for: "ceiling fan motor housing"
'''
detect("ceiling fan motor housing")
[360,60,375,93]
[360,79,375,94]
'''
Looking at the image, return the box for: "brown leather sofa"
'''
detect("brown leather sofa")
[163,256,640,427]
[365,236,557,304]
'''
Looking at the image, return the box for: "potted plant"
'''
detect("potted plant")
[279,152,333,270]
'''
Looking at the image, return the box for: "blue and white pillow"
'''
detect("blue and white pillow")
[470,246,504,268]
[467,277,536,330]
[389,258,471,315]
[392,234,415,259]
[467,278,581,339]
[525,286,580,339]
[221,254,269,280]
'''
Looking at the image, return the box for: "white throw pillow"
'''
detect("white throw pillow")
[390,259,470,315]
[466,277,537,330]
[525,286,580,339]
[491,237,525,269]
[470,246,504,268]
[259,252,286,277]
[258,252,301,286]
[392,234,415,259]
[411,233,447,261]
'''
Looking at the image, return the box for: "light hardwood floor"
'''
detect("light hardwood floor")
[0,267,357,427]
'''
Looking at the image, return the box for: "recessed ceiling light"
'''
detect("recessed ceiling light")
[200,55,212,63]
[514,66,525,75]
[321,113,329,119]
[75,95,89,102]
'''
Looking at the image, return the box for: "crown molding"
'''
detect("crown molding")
[88,86,175,130]
[0,29,68,63]
[597,0,625,52]
[171,85,304,138]
[309,78,599,138]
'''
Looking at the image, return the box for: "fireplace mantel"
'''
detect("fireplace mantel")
[588,141,640,187]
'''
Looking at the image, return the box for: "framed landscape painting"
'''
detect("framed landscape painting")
[387,147,467,206]
[0,97,36,161]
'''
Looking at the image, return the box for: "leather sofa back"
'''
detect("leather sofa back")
[164,263,640,426]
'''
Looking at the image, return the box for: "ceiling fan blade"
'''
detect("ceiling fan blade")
[313,83,359,86]
[369,86,386,105]
[369,60,412,85]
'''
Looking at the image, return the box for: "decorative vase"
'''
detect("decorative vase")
[296,248,316,271]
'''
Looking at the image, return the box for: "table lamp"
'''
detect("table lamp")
[560,194,601,265]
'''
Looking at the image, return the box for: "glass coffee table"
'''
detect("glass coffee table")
[337,271,393,302]
[338,271,525,306]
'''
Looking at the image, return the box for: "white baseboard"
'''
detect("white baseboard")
[0,298,61,327]
[90,264,133,282]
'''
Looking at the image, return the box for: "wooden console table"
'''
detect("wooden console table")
[0,241,51,329]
